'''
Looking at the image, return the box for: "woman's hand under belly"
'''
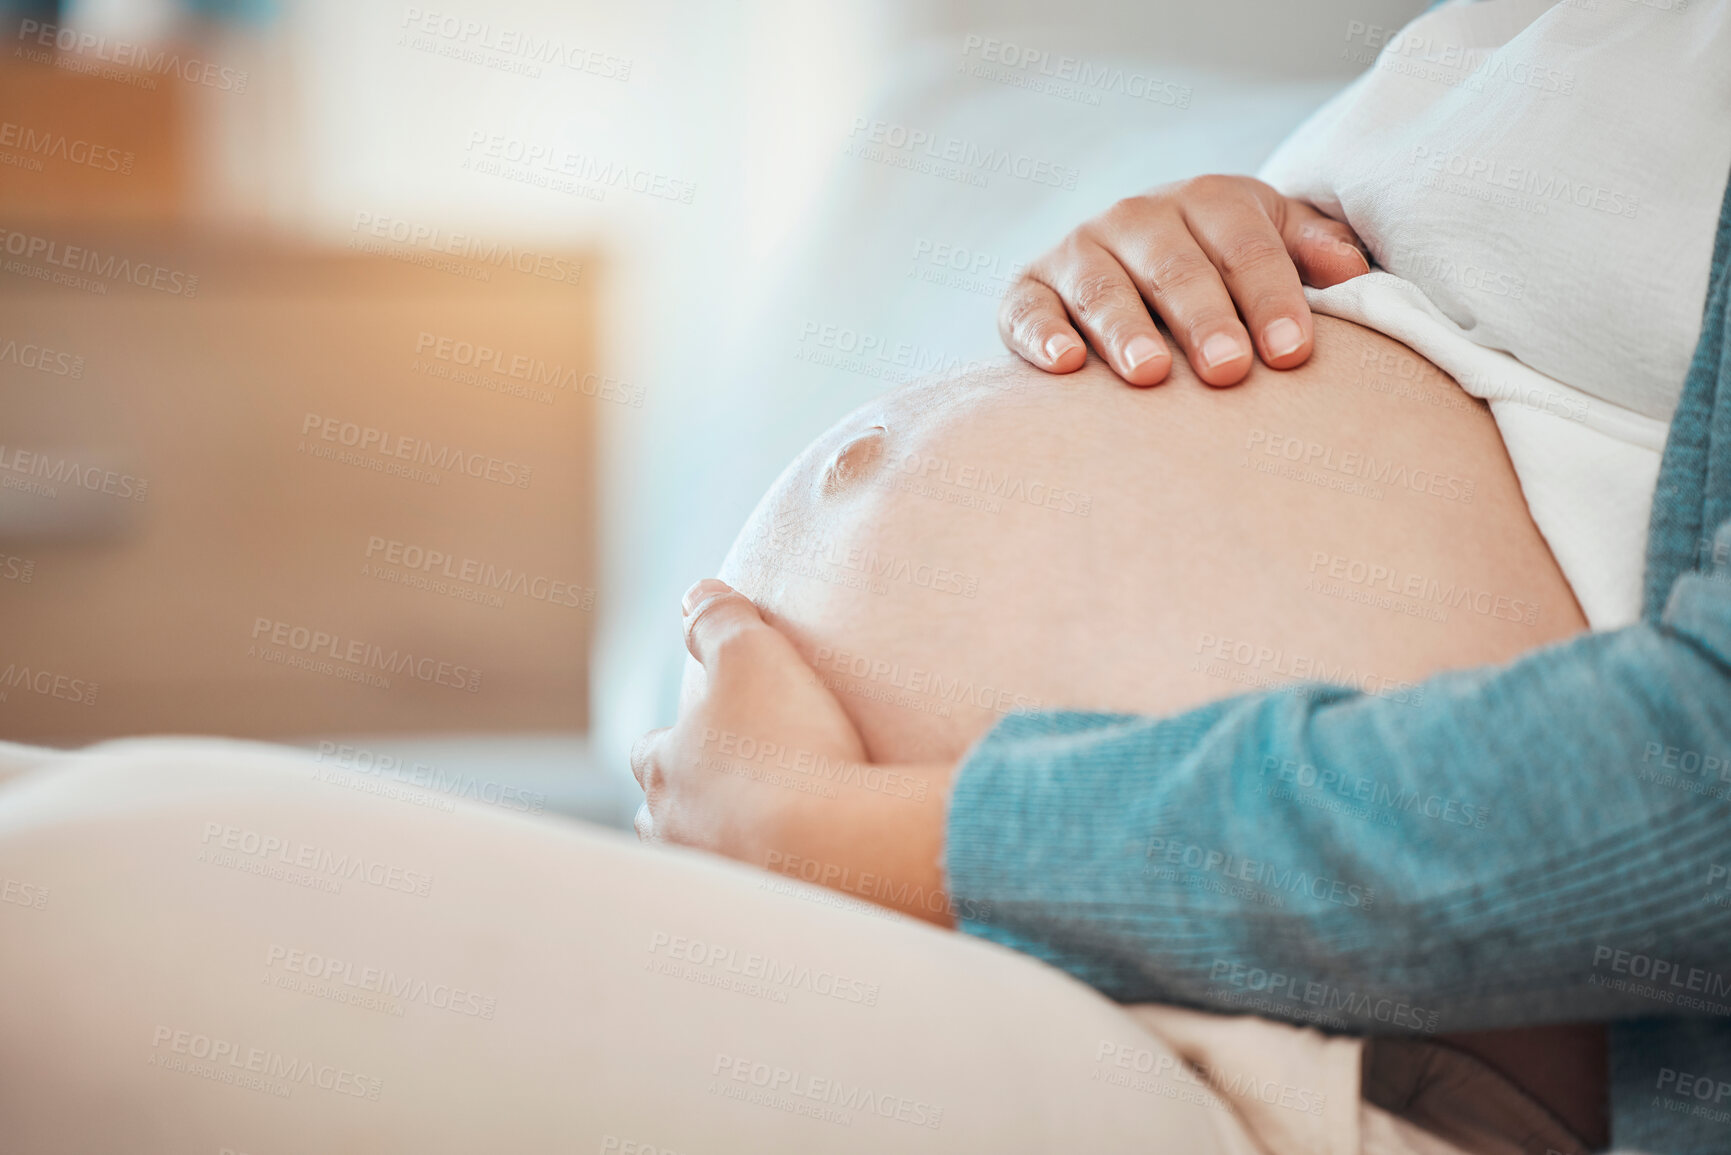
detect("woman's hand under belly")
[713,314,1586,767]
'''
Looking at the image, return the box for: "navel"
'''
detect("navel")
[817,424,887,497]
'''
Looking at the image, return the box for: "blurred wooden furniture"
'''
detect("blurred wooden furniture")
[0,232,601,743]
[0,33,187,224]
[0,50,600,743]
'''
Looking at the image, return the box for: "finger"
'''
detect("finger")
[1281,200,1371,288]
[1037,238,1172,386]
[630,727,670,789]
[681,578,771,668]
[999,279,1086,373]
[1096,213,1249,387]
[634,802,655,842]
[1181,188,1314,372]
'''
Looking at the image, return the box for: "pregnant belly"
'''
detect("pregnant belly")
[709,314,1602,1143]
[716,314,1585,764]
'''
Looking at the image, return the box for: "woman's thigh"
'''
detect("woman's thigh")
[715,317,1588,763]
[0,738,1259,1155]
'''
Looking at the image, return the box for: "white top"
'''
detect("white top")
[1259,0,1731,628]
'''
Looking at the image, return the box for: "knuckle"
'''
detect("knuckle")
[1000,286,1052,340]
[1066,272,1139,321]
[1214,233,1289,278]
[1144,250,1213,297]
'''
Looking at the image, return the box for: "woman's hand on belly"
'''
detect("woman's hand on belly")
[632,579,959,926]
[1001,174,1370,386]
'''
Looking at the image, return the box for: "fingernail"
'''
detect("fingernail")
[1199,333,1247,371]
[1122,335,1166,373]
[1262,317,1304,359]
[1044,333,1082,364]
[682,578,729,615]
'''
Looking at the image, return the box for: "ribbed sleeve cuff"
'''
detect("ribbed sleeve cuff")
[940,708,1208,992]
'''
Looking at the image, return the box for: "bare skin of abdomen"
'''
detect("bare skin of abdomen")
[712,314,1605,1144]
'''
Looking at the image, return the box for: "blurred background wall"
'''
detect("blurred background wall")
[0,0,1426,824]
